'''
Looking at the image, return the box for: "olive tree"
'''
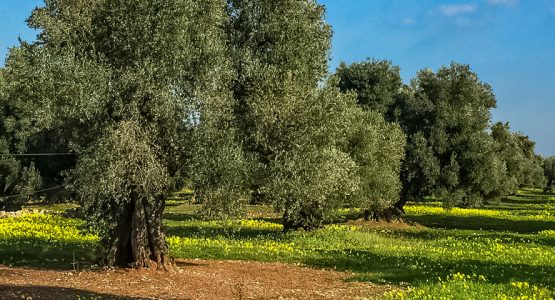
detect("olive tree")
[336,59,403,120]
[0,67,43,211]
[544,156,555,192]
[259,80,361,231]
[347,110,405,220]
[221,1,407,229]
[491,122,545,193]
[3,0,233,268]
[334,59,409,218]
[398,63,507,207]
[224,0,343,230]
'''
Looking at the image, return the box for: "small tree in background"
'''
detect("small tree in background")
[544,156,555,192]
[399,63,507,207]
[259,81,361,231]
[223,1,406,230]
[225,0,345,230]
[0,67,43,211]
[336,59,403,120]
[491,122,545,193]
[335,59,408,217]
[347,110,405,220]
[191,84,251,220]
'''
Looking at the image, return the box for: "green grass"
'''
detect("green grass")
[23,202,80,213]
[0,213,99,269]
[1,189,554,299]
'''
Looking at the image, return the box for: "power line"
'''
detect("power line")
[0,184,69,200]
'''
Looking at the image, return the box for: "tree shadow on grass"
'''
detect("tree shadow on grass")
[301,249,555,287]
[164,223,282,240]
[381,229,555,247]
[482,204,553,212]
[330,211,364,224]
[0,285,147,300]
[0,238,99,270]
[405,214,554,234]
[163,212,201,222]
[501,198,553,205]
[514,192,553,198]
[252,217,283,225]
[164,202,185,207]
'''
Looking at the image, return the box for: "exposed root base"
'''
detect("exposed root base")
[363,207,404,222]
[104,195,172,270]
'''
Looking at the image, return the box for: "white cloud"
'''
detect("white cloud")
[402,18,415,25]
[488,0,518,7]
[438,4,477,16]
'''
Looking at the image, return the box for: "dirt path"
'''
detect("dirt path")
[0,259,394,299]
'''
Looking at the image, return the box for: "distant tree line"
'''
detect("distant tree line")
[544,157,555,192]
[335,59,546,210]
[0,0,549,268]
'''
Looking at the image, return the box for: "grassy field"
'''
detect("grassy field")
[1,189,554,299]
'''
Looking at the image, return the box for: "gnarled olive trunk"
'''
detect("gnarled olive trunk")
[363,207,403,222]
[363,198,407,222]
[394,198,407,214]
[105,195,172,270]
[282,206,324,233]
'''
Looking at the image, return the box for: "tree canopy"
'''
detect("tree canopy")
[0,0,549,270]
[400,64,509,206]
[491,122,545,192]
[335,60,543,208]
[544,156,555,191]
[1,0,408,266]
[2,0,235,268]
[336,59,403,120]
[0,67,43,211]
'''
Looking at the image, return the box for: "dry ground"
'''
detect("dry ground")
[0,259,394,300]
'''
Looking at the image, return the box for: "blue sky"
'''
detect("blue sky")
[1,1,554,155]
[319,0,555,156]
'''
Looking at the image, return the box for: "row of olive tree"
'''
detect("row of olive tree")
[196,0,405,230]
[544,156,555,192]
[1,0,547,269]
[0,0,405,268]
[336,59,546,211]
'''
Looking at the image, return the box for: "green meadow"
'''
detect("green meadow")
[1,189,554,299]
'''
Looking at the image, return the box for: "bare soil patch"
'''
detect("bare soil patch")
[0,259,394,299]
